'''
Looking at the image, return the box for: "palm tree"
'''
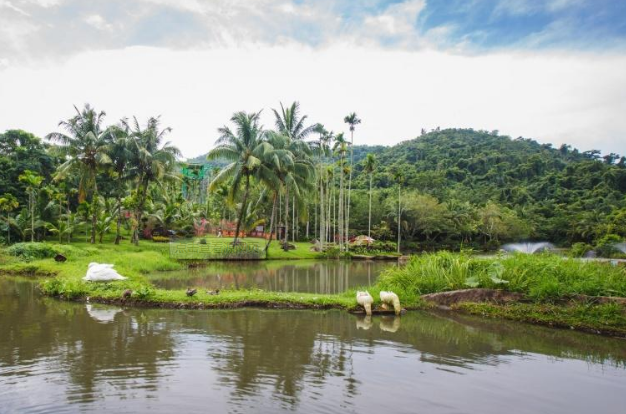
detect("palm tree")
[127,116,180,245]
[313,124,327,248]
[106,121,134,244]
[333,133,348,250]
[47,104,111,244]
[364,153,377,238]
[272,102,316,141]
[18,170,43,242]
[208,111,269,245]
[272,102,316,246]
[343,112,361,245]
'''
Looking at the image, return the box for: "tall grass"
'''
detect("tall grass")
[377,252,626,302]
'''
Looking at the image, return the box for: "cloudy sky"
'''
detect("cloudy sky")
[1,0,625,158]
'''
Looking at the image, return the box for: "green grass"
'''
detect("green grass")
[377,251,626,302]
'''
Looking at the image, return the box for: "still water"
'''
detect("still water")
[149,260,394,293]
[1,277,626,414]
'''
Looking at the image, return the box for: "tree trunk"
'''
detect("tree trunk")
[133,179,149,245]
[346,130,354,249]
[233,174,250,245]
[283,186,290,250]
[90,181,98,244]
[115,194,122,245]
[397,185,401,254]
[368,173,373,238]
[30,190,34,243]
[265,192,277,252]
[338,157,344,251]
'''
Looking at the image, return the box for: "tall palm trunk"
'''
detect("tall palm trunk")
[264,192,278,252]
[346,131,353,248]
[283,186,290,250]
[29,189,35,242]
[397,185,401,254]
[368,172,373,238]
[233,175,250,244]
[115,194,122,245]
[338,157,344,250]
[90,180,98,244]
[133,179,149,245]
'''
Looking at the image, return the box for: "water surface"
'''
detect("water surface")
[1,277,625,414]
[149,260,394,293]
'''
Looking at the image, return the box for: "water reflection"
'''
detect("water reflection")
[149,260,394,294]
[1,278,626,414]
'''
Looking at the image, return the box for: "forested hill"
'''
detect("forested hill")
[350,128,626,244]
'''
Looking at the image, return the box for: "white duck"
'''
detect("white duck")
[356,291,374,316]
[83,262,127,282]
[380,291,402,315]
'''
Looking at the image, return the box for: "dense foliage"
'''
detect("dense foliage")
[1,104,625,254]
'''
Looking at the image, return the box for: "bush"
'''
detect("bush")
[152,236,170,243]
[6,242,56,261]
[595,234,624,258]
[570,242,593,258]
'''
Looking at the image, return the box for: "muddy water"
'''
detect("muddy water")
[1,277,625,414]
[149,260,395,293]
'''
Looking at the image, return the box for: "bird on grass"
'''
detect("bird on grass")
[186,288,197,297]
[121,289,132,301]
[356,291,374,316]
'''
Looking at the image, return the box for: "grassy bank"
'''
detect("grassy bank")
[377,251,626,336]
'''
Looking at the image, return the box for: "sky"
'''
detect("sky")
[0,0,625,158]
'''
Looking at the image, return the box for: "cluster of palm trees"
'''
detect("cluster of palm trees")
[3,102,375,249]
[208,103,368,251]
[46,104,180,245]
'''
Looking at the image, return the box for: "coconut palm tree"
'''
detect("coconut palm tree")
[47,104,111,244]
[272,102,316,246]
[333,133,348,250]
[364,153,377,238]
[208,111,269,245]
[272,101,316,141]
[312,124,327,247]
[106,121,134,244]
[126,116,180,244]
[343,112,361,245]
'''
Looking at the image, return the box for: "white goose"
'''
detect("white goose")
[380,291,402,316]
[356,291,374,316]
[83,262,127,282]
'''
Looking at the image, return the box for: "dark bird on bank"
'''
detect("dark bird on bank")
[122,289,132,300]
[186,288,197,297]
[54,254,67,262]
[206,289,220,296]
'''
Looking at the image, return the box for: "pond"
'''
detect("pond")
[1,277,625,413]
[149,260,395,293]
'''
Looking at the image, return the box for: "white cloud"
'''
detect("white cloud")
[85,14,113,31]
[363,0,425,38]
[0,44,624,158]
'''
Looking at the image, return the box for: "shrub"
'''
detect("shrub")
[152,236,170,243]
[595,234,624,258]
[570,242,593,258]
[6,242,56,261]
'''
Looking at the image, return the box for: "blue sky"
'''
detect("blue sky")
[0,0,625,157]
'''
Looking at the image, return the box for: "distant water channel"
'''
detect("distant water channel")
[149,260,395,293]
[1,277,626,413]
